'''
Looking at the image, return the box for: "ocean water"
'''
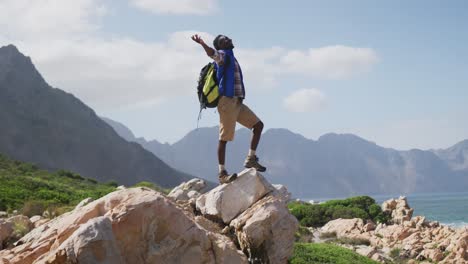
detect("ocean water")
[303,192,468,228]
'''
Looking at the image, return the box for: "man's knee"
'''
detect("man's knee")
[253,121,264,132]
[219,140,227,146]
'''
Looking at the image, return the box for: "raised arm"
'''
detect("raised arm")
[191,34,215,57]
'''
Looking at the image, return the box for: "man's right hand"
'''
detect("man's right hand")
[191,34,205,45]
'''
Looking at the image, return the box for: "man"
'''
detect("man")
[191,34,266,184]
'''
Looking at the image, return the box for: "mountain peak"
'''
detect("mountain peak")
[0,44,45,86]
[318,133,376,146]
[0,44,28,64]
[0,44,20,54]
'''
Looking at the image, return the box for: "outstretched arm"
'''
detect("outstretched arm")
[191,34,215,57]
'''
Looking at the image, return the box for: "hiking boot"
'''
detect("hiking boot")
[218,170,238,184]
[244,155,266,172]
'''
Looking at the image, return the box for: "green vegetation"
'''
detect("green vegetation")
[319,231,337,239]
[328,237,371,246]
[0,154,117,216]
[288,196,390,227]
[290,243,379,264]
[132,181,171,195]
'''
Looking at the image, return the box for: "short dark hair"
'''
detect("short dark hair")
[213,34,223,50]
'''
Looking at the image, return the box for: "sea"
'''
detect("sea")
[302,192,468,229]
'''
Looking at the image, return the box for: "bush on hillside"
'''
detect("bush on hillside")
[132,181,170,194]
[0,154,117,216]
[290,243,379,264]
[288,196,390,227]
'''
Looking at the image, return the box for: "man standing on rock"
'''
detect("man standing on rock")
[191,34,266,184]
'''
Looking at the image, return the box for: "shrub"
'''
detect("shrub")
[21,200,46,217]
[288,196,389,228]
[319,231,337,239]
[330,237,371,246]
[290,243,379,264]
[105,181,119,187]
[0,154,116,217]
[133,181,170,194]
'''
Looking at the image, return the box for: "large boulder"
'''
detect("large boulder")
[230,195,298,264]
[0,188,247,264]
[321,218,365,237]
[382,196,414,224]
[196,169,273,223]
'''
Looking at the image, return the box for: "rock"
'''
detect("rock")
[356,246,377,257]
[42,210,50,218]
[196,169,273,223]
[382,196,414,224]
[0,187,247,264]
[75,197,94,210]
[0,219,14,250]
[169,178,207,201]
[116,185,126,190]
[371,252,387,262]
[230,194,298,264]
[28,215,49,228]
[363,221,376,232]
[272,184,291,202]
[45,216,124,263]
[7,215,32,232]
[0,211,8,218]
[417,248,445,262]
[321,218,365,237]
[29,215,42,224]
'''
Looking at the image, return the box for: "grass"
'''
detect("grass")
[290,243,379,264]
[329,237,371,246]
[319,231,337,239]
[0,154,167,217]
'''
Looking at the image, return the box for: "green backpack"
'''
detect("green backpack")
[197,62,220,109]
[196,62,220,126]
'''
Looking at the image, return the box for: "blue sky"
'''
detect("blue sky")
[0,0,467,150]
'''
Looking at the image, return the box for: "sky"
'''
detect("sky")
[0,0,467,150]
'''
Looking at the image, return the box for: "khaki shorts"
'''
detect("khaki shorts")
[217,96,260,141]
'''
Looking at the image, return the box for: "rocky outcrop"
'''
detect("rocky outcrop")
[0,169,298,264]
[196,169,273,224]
[168,178,208,202]
[0,188,247,263]
[382,196,414,224]
[0,216,33,250]
[317,199,468,264]
[196,169,298,263]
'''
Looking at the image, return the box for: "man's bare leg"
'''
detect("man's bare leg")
[245,121,266,172]
[250,121,264,151]
[218,140,227,167]
[218,140,237,183]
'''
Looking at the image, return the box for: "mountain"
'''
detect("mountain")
[103,118,468,198]
[432,140,468,172]
[0,44,192,188]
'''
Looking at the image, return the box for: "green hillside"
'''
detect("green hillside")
[0,154,117,216]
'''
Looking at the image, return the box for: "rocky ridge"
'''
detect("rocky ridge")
[316,197,468,263]
[0,169,298,264]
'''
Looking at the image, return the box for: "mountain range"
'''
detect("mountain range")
[0,44,192,188]
[104,118,468,198]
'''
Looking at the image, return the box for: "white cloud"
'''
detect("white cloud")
[0,0,106,40]
[280,45,379,79]
[0,0,378,112]
[283,88,326,113]
[129,0,218,15]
